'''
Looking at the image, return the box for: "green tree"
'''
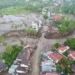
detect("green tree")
[64,38,75,50]
[2,41,7,47]
[53,42,60,48]
[59,25,68,33]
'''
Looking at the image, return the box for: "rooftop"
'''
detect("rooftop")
[68,50,75,60]
[46,73,60,75]
[53,15,62,21]
[69,51,75,57]
[48,53,63,63]
[57,46,69,52]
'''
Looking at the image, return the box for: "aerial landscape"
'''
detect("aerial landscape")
[0,0,75,75]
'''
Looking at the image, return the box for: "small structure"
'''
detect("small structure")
[48,53,63,63]
[48,11,51,19]
[42,7,49,15]
[42,8,47,15]
[57,46,69,54]
[42,7,51,19]
[8,64,18,74]
[32,21,42,31]
[0,60,8,73]
[52,15,62,21]
[41,73,60,75]
[68,51,75,60]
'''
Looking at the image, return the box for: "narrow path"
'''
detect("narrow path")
[31,33,45,75]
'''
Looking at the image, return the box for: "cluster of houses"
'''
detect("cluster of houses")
[40,44,75,75]
[42,6,62,20]
[8,44,36,75]
[46,14,62,34]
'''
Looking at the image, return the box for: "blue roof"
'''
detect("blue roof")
[8,65,18,74]
[42,64,52,72]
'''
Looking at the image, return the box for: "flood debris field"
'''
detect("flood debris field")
[0,14,43,34]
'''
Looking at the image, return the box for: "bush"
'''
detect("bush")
[24,28,37,36]
[43,14,48,19]
[20,40,24,46]
[53,42,60,48]
[52,47,56,52]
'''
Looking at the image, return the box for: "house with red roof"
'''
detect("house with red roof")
[48,53,63,63]
[68,51,75,60]
[57,46,70,54]
[53,15,62,21]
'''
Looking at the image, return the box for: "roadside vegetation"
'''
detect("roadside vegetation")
[24,28,42,37]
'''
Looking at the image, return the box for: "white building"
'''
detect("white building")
[32,21,42,31]
[42,8,47,15]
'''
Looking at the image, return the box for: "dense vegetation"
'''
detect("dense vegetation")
[64,38,75,50]
[61,0,75,14]
[2,45,23,67]
[56,57,72,74]
[0,0,53,15]
[54,18,75,33]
